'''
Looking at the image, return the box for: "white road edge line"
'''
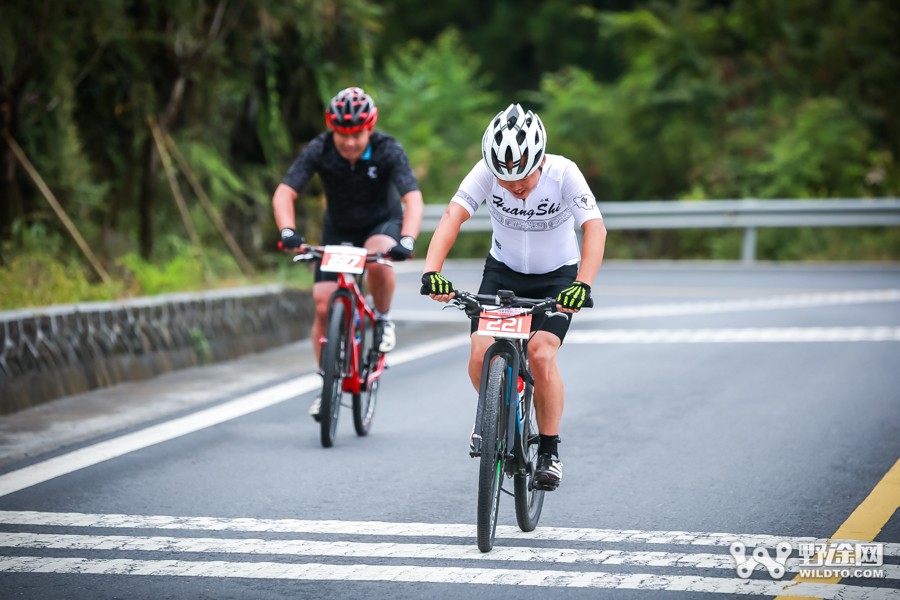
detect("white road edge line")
[0,334,470,498]
[0,556,896,598]
[565,327,900,344]
[393,289,900,322]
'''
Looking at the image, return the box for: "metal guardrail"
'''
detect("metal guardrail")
[421,198,900,263]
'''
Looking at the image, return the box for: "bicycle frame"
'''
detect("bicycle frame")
[452,289,555,551]
[293,246,387,396]
[475,338,532,476]
[328,271,385,396]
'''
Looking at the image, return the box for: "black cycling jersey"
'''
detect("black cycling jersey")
[282,130,420,233]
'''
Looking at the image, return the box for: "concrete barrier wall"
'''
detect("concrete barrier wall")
[0,286,314,415]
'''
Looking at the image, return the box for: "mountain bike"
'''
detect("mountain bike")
[292,244,390,447]
[444,289,591,552]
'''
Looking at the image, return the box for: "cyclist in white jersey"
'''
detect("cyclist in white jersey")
[421,103,607,490]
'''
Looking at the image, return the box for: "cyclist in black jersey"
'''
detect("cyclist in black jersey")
[273,87,424,420]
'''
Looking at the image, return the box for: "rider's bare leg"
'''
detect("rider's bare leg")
[311,281,338,363]
[363,234,396,314]
[526,331,563,436]
[467,334,493,390]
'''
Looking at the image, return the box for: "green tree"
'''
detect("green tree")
[0,0,128,242]
[554,0,900,201]
[376,0,635,98]
[376,29,498,203]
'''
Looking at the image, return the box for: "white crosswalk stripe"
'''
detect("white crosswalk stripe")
[5,556,899,597]
[0,512,896,598]
[3,510,900,554]
[1,532,898,578]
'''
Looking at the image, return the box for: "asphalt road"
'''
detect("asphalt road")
[0,260,898,600]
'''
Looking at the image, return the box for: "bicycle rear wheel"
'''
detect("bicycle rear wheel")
[476,355,508,552]
[514,384,545,531]
[320,299,347,448]
[353,309,378,436]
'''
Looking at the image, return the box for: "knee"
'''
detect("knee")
[529,344,558,379]
[367,262,393,282]
[313,297,330,321]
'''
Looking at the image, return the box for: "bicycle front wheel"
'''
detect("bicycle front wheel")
[320,299,348,448]
[476,355,508,552]
[514,385,545,531]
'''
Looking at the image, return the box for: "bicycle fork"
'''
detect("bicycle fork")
[472,340,523,463]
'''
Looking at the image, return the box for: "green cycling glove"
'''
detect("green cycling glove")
[421,271,454,295]
[557,281,591,309]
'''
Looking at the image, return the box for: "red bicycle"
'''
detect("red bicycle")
[293,244,390,447]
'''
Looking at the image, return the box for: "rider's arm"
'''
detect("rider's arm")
[575,218,607,287]
[275,135,323,232]
[558,157,605,287]
[424,202,470,273]
[272,183,300,230]
[385,137,422,240]
[274,137,321,233]
[399,189,424,240]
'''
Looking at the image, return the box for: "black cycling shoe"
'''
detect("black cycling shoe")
[533,453,563,491]
[469,430,482,457]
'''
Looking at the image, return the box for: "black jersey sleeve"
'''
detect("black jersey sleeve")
[383,137,420,197]
[281,133,327,192]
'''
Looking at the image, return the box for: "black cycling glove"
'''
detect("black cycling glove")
[557,281,591,310]
[388,236,415,261]
[421,271,453,295]
[280,227,305,249]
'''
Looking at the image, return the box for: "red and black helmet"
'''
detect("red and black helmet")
[325,87,378,133]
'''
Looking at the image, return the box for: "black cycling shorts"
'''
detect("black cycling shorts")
[472,254,578,343]
[314,218,402,283]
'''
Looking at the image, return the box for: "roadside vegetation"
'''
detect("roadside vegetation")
[1,1,898,309]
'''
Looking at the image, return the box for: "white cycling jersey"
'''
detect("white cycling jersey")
[451,154,603,274]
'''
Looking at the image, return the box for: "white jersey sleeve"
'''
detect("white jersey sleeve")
[450,161,493,216]
[448,155,602,275]
[559,158,602,228]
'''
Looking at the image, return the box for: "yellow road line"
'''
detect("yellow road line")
[776,456,900,599]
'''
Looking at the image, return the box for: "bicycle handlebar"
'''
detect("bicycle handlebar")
[287,245,392,267]
[448,289,593,318]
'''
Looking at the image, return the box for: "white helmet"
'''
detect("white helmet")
[481,103,547,181]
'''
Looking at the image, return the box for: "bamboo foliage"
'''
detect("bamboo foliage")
[0,0,897,292]
[2,129,113,285]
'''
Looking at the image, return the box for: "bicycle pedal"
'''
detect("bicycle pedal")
[469,433,482,457]
[532,480,559,492]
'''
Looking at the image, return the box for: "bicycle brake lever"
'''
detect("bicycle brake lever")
[545,310,572,320]
[442,300,467,311]
[292,253,315,262]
